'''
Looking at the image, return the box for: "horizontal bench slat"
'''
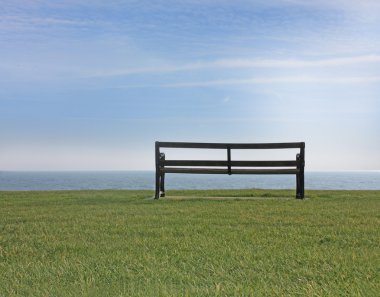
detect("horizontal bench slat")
[233,169,299,174]
[162,168,300,174]
[157,142,304,149]
[163,160,298,167]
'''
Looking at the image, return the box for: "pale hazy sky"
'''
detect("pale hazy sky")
[1,0,379,170]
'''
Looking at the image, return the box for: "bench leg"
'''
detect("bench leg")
[160,172,165,197]
[296,173,305,199]
[296,173,302,199]
[155,169,160,199]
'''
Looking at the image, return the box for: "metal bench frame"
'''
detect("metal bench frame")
[155,141,305,199]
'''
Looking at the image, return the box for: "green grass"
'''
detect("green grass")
[0,189,379,296]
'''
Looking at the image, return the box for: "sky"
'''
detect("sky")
[1,0,379,171]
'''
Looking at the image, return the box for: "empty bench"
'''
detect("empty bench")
[155,141,305,199]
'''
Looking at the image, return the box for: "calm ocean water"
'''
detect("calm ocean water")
[0,171,379,191]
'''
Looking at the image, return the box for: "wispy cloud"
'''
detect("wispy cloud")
[91,55,380,77]
[163,76,380,88]
[114,75,380,89]
[0,15,92,31]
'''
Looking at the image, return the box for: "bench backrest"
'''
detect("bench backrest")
[156,141,305,175]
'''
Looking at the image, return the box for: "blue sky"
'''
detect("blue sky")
[1,0,379,170]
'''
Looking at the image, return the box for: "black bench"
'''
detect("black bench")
[155,141,305,199]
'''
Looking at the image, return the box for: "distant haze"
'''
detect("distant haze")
[1,0,379,171]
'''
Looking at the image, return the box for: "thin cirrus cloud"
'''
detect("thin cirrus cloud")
[0,15,92,31]
[163,76,380,88]
[115,75,380,89]
[91,54,380,77]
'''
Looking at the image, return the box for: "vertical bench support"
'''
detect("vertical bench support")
[296,154,301,198]
[159,153,166,197]
[155,141,160,199]
[300,143,305,198]
[227,146,232,175]
[296,142,305,199]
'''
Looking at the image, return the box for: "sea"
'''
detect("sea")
[0,171,379,191]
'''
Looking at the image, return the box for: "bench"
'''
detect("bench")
[155,141,305,199]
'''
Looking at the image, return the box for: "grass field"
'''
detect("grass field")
[0,189,379,296]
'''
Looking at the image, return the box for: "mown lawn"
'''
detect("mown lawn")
[0,189,379,296]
